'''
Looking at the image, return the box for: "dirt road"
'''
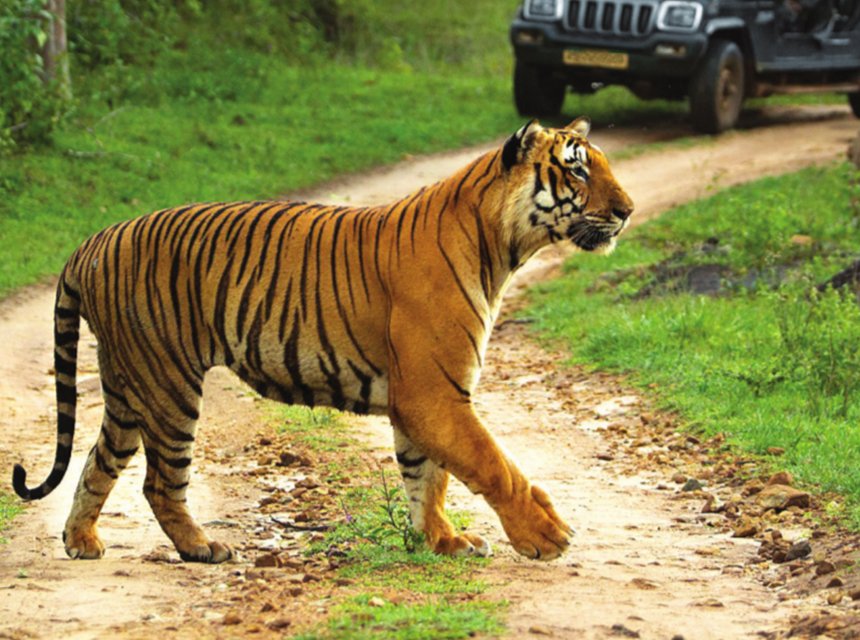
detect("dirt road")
[0,105,857,639]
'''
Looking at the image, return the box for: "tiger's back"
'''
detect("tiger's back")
[14,117,634,563]
[72,200,397,415]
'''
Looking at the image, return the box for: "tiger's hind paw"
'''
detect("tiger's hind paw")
[63,527,106,560]
[178,540,233,564]
[433,532,492,558]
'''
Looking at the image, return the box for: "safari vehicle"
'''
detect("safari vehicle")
[510,0,860,132]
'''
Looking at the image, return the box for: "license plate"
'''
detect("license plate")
[563,49,629,70]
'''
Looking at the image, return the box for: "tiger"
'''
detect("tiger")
[12,116,633,563]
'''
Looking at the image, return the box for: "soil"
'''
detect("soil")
[1,104,859,639]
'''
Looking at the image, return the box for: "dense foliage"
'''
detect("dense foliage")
[0,0,67,149]
[0,0,519,151]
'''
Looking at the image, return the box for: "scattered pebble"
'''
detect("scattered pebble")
[266,618,292,630]
[785,540,812,562]
[767,471,794,486]
[732,517,759,538]
[701,493,724,514]
[222,612,242,626]
[629,578,658,590]
[756,484,810,511]
[681,478,704,492]
[610,623,640,638]
[766,447,785,456]
[254,553,279,568]
[826,577,844,589]
[693,598,724,608]
[528,625,554,636]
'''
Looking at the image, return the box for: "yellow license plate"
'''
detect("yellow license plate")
[563,49,629,70]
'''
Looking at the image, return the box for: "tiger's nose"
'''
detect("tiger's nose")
[612,205,633,221]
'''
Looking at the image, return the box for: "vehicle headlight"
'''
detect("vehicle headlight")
[523,0,563,20]
[657,1,703,31]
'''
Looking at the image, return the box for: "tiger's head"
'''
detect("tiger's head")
[501,117,633,257]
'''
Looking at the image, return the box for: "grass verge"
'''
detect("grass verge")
[296,598,504,640]
[526,163,860,526]
[269,405,503,638]
[0,61,683,301]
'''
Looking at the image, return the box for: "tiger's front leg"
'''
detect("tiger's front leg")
[387,314,573,561]
[393,426,492,557]
[391,399,572,560]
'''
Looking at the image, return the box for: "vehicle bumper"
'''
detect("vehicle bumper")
[510,19,708,81]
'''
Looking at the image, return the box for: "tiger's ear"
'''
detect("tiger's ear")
[502,119,541,170]
[566,116,591,138]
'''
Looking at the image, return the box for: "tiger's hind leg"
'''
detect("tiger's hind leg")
[138,394,232,564]
[393,427,491,557]
[64,374,141,559]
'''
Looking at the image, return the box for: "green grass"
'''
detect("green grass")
[0,67,680,300]
[274,404,352,452]
[526,163,860,525]
[747,92,846,109]
[336,546,489,595]
[0,492,23,543]
[2,0,846,300]
[0,11,688,302]
[289,438,498,637]
[317,477,488,595]
[296,597,504,640]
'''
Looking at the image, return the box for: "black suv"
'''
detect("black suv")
[510,0,860,132]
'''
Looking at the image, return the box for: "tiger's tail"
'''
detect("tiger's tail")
[13,268,81,500]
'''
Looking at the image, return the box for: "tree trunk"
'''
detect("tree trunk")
[41,0,71,99]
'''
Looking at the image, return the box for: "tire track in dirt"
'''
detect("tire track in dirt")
[0,105,855,638]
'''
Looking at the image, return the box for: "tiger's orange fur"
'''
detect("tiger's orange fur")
[13,117,633,562]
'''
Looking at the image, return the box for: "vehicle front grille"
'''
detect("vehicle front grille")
[565,0,658,36]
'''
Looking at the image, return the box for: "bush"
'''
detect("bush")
[66,0,188,69]
[777,287,860,418]
[0,0,68,152]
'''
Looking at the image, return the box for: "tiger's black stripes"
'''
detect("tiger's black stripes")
[396,451,428,468]
[15,117,633,565]
[13,270,82,501]
[432,357,472,400]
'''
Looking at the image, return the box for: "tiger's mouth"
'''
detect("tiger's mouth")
[565,217,624,252]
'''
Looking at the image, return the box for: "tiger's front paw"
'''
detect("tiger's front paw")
[501,485,573,561]
[63,526,106,560]
[433,532,493,558]
[178,540,233,564]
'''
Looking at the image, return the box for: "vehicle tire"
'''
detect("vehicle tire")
[688,40,745,134]
[513,60,565,117]
[849,92,860,118]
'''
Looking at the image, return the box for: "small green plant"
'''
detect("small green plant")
[338,468,424,553]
